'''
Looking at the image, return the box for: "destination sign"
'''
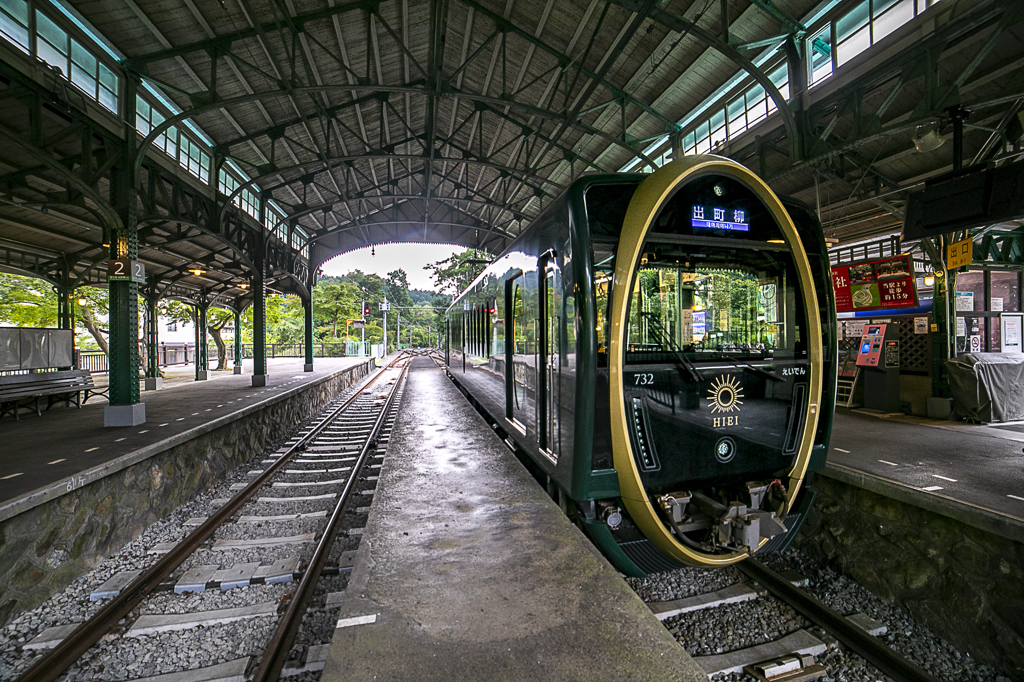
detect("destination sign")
[692,206,748,232]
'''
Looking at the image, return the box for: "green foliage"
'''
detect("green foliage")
[424,248,491,297]
[0,273,109,351]
[0,273,58,327]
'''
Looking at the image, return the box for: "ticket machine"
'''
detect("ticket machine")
[856,323,901,412]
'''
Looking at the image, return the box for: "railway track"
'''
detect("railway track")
[10,353,415,682]
[429,351,963,682]
[636,556,957,682]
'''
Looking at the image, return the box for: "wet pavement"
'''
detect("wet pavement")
[323,356,705,682]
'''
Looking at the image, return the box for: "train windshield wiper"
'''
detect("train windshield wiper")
[640,313,701,383]
[701,352,782,382]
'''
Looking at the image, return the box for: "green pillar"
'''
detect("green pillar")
[252,240,268,387]
[105,77,145,426]
[233,308,243,374]
[56,285,73,331]
[195,301,209,380]
[55,282,74,370]
[303,295,314,372]
[144,294,162,390]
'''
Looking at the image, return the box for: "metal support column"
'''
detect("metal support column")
[55,281,74,369]
[252,238,268,387]
[303,295,314,372]
[144,293,162,390]
[105,78,145,426]
[233,308,243,374]
[194,300,209,380]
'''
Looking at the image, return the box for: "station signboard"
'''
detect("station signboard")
[831,254,918,313]
[107,258,146,284]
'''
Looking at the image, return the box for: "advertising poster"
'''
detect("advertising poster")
[831,255,918,313]
[693,311,706,341]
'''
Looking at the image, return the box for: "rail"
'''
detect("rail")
[16,352,409,682]
[253,355,411,681]
[739,560,943,682]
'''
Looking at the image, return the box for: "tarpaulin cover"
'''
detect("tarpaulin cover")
[945,352,1024,422]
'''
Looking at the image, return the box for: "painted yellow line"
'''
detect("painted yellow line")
[1,473,22,479]
[85,447,99,452]
[48,459,65,464]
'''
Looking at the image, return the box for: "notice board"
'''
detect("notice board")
[831,254,919,313]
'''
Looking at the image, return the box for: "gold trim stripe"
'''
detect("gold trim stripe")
[607,155,823,567]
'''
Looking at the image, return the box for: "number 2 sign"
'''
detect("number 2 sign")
[108,259,146,284]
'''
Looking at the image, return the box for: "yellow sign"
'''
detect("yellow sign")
[947,238,973,270]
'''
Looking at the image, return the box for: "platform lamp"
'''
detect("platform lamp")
[924,271,936,287]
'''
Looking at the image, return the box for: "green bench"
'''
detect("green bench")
[0,369,109,420]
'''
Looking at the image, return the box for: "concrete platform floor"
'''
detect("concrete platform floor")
[829,408,1024,523]
[0,357,369,507]
[323,357,705,682]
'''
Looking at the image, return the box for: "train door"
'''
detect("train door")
[505,273,530,435]
[538,255,560,461]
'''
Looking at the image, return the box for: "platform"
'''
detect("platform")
[0,357,372,509]
[829,408,1024,531]
[323,357,705,682]
[0,356,374,627]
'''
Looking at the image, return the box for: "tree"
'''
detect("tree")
[0,274,110,353]
[163,301,235,370]
[385,269,413,307]
[424,249,490,297]
[313,280,361,338]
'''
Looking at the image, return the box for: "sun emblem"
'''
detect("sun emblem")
[707,375,744,414]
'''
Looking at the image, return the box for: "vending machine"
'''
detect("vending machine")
[855,323,901,412]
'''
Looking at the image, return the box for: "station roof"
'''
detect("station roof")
[1,0,1023,304]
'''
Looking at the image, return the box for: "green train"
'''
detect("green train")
[444,156,837,576]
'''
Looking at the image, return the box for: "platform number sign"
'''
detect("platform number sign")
[107,258,145,284]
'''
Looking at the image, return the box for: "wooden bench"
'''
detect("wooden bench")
[0,369,109,420]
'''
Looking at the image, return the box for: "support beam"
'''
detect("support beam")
[233,308,243,374]
[252,237,269,387]
[144,293,163,390]
[194,299,209,381]
[303,294,314,372]
[105,80,145,427]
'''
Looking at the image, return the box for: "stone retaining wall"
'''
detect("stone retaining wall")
[0,360,373,627]
[795,466,1024,680]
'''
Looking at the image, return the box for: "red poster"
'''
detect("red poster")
[832,255,918,313]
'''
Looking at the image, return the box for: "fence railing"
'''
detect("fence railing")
[75,341,375,374]
[225,342,373,359]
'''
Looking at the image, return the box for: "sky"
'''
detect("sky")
[319,242,464,292]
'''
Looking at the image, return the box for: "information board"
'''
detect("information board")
[884,340,900,369]
[831,255,918,313]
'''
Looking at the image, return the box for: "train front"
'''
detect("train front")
[605,156,824,568]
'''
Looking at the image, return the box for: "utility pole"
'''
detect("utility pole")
[360,297,365,352]
[397,313,401,350]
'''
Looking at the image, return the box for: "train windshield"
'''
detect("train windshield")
[625,244,805,362]
[590,173,809,365]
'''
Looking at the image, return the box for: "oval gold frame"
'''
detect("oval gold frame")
[608,155,823,567]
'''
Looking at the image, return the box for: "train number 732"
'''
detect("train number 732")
[633,373,655,386]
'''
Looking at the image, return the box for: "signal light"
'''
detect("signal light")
[363,305,371,315]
